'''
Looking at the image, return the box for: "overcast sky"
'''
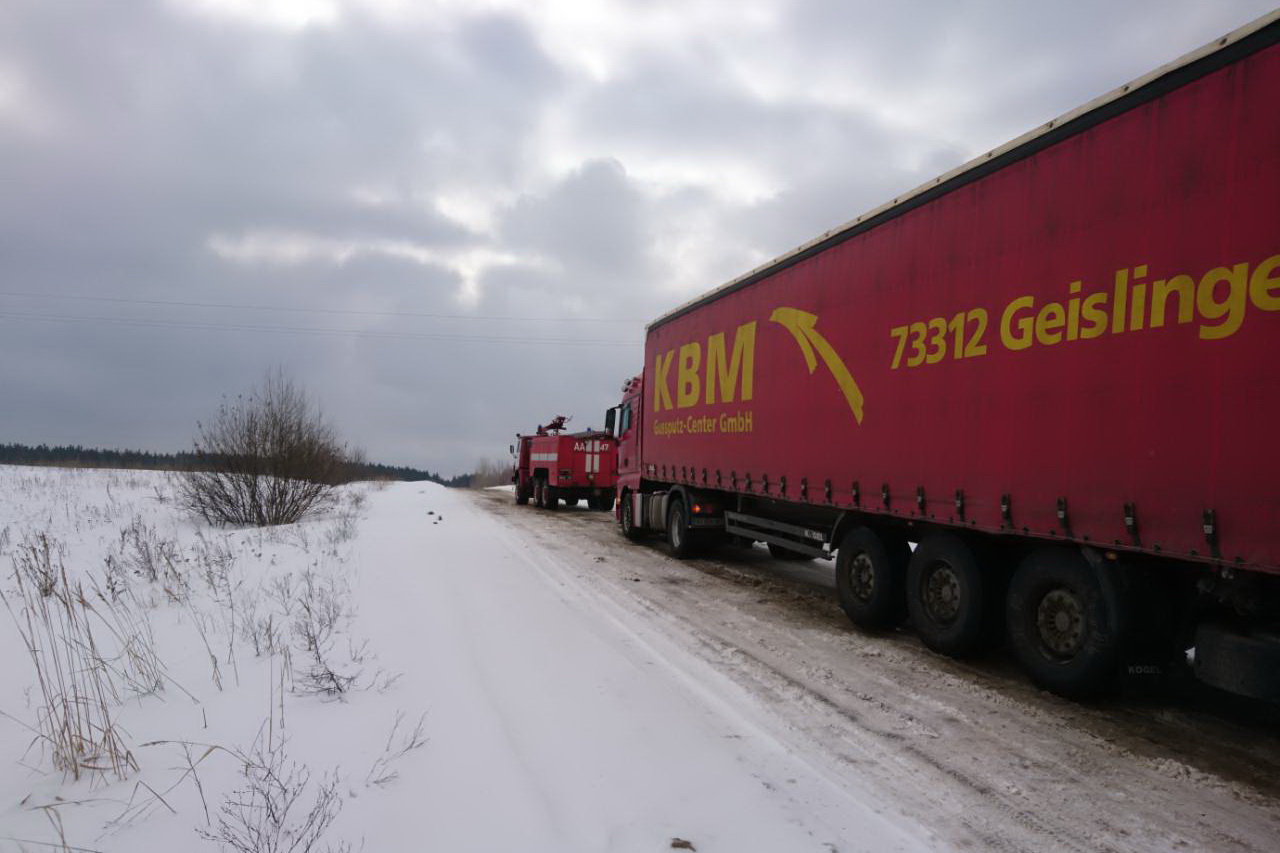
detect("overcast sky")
[0,0,1274,475]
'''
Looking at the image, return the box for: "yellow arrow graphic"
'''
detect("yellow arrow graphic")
[769,307,865,424]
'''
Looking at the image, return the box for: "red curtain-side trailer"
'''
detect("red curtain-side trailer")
[607,13,1280,702]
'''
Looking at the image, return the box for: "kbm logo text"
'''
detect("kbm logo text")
[652,322,757,412]
[650,309,865,423]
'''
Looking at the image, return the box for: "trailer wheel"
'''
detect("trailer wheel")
[767,543,815,561]
[620,491,644,540]
[836,527,907,630]
[907,533,988,657]
[1007,549,1119,698]
[667,499,696,559]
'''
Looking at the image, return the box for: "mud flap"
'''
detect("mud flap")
[1192,624,1280,703]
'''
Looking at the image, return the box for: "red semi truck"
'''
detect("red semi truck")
[512,416,617,511]
[605,13,1280,701]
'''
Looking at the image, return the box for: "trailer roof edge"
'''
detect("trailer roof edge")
[646,10,1280,332]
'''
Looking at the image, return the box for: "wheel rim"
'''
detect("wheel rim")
[670,508,683,548]
[850,552,875,602]
[1036,588,1085,659]
[923,563,961,624]
[622,498,633,532]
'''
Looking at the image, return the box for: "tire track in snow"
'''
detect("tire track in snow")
[604,581,1099,853]
[477,498,943,852]
[470,491,1280,853]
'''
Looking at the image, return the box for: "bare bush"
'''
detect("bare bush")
[322,490,366,553]
[14,532,62,597]
[290,571,358,697]
[267,573,298,617]
[117,515,187,601]
[103,553,129,603]
[198,729,350,853]
[192,532,237,598]
[177,369,356,527]
[240,592,285,659]
[365,711,428,787]
[291,571,345,655]
[468,457,512,489]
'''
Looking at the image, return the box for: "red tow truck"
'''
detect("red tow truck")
[604,14,1280,702]
[512,416,618,511]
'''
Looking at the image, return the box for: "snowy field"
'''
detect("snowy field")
[0,466,928,852]
[2,466,1278,853]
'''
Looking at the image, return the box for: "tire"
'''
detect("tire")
[835,526,908,630]
[545,486,559,510]
[906,533,989,657]
[620,491,644,540]
[596,494,615,512]
[1007,548,1120,699]
[533,480,545,509]
[562,497,578,508]
[666,498,696,559]
[767,542,815,561]
[515,484,530,505]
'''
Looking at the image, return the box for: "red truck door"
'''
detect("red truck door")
[615,390,642,477]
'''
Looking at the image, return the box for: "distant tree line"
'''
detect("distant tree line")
[0,443,198,470]
[0,441,454,486]
[456,458,513,490]
[351,461,458,485]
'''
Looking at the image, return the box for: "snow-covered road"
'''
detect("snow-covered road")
[464,487,1280,853]
[354,483,930,852]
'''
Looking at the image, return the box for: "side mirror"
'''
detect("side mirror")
[604,407,617,435]
[509,444,515,455]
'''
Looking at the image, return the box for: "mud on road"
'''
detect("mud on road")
[471,489,1280,853]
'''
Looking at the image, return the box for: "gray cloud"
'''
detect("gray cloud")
[0,0,1273,473]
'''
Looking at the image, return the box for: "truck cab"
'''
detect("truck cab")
[605,377,645,527]
[608,376,643,478]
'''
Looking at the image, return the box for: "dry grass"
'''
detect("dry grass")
[0,467,413,852]
[365,711,428,787]
[198,730,350,853]
[2,542,138,782]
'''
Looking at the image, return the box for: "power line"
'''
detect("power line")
[0,309,641,347]
[0,290,638,324]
